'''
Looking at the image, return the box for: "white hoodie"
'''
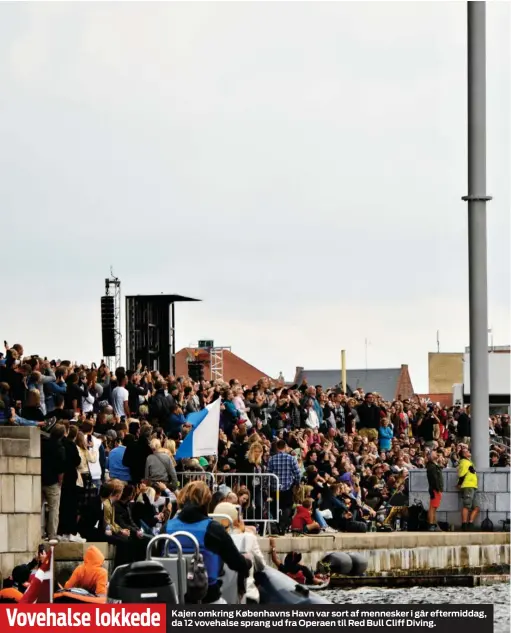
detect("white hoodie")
[88,434,103,481]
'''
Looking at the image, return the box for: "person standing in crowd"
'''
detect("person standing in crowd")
[44,367,67,415]
[41,424,67,541]
[149,379,174,429]
[379,417,394,452]
[107,436,132,485]
[302,397,320,431]
[456,407,472,445]
[58,425,83,542]
[418,407,440,449]
[123,425,152,484]
[426,450,444,532]
[267,439,301,534]
[457,447,480,531]
[126,370,148,417]
[80,422,104,489]
[356,393,381,441]
[64,373,83,412]
[75,430,99,513]
[112,374,129,419]
[145,438,178,489]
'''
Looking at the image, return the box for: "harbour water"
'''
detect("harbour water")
[318,584,510,633]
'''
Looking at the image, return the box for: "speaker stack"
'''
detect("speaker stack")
[101,295,116,357]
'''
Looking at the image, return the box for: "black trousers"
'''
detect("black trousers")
[58,484,79,536]
[275,488,294,534]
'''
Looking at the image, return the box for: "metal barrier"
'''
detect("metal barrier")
[490,436,510,454]
[212,472,280,536]
[175,471,281,535]
[208,513,234,532]
[176,471,215,490]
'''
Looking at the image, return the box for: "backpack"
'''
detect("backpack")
[481,511,494,532]
[407,499,427,531]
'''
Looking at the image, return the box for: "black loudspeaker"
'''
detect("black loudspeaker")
[101,295,116,357]
[188,361,204,382]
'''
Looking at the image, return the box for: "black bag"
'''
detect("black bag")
[185,551,208,603]
[407,500,427,532]
[481,510,494,532]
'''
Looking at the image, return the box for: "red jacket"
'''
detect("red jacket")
[291,505,314,531]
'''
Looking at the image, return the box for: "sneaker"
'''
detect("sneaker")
[323,526,337,534]
[69,534,86,543]
[461,523,468,531]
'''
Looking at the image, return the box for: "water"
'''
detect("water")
[319,584,510,633]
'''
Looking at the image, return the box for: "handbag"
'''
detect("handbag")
[185,550,208,603]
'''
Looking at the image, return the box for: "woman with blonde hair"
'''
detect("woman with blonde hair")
[76,431,98,487]
[166,481,251,604]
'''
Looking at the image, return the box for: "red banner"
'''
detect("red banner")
[0,604,166,633]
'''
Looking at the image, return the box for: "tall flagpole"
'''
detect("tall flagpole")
[462,1,491,469]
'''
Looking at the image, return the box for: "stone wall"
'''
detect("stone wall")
[408,467,511,528]
[53,533,510,579]
[0,427,42,582]
[260,532,510,575]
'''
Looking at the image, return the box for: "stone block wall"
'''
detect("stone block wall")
[0,427,41,582]
[408,467,511,528]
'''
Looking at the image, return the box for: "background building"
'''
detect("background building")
[293,365,414,402]
[175,346,271,386]
[428,347,510,413]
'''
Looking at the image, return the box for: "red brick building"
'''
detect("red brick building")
[175,347,272,386]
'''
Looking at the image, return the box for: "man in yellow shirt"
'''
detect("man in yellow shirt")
[457,448,479,531]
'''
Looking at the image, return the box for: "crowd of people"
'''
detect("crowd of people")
[0,342,509,572]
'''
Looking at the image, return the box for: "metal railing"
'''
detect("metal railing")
[176,471,281,535]
[176,471,215,490]
[212,472,280,536]
[490,436,510,454]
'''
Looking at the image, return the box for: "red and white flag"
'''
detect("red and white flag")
[19,548,52,603]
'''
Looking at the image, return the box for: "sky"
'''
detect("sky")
[0,1,509,393]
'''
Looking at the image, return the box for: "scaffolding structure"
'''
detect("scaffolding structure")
[209,346,232,382]
[105,271,122,370]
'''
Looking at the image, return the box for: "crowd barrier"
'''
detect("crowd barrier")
[178,471,280,535]
[176,471,215,489]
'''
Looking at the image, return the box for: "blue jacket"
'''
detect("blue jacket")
[108,446,131,482]
[45,381,67,414]
[165,503,250,603]
[379,425,394,451]
[166,514,221,587]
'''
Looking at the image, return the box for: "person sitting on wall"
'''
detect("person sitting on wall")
[290,498,321,534]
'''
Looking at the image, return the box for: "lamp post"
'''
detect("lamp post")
[462,1,492,468]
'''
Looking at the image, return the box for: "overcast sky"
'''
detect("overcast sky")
[1,2,509,392]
